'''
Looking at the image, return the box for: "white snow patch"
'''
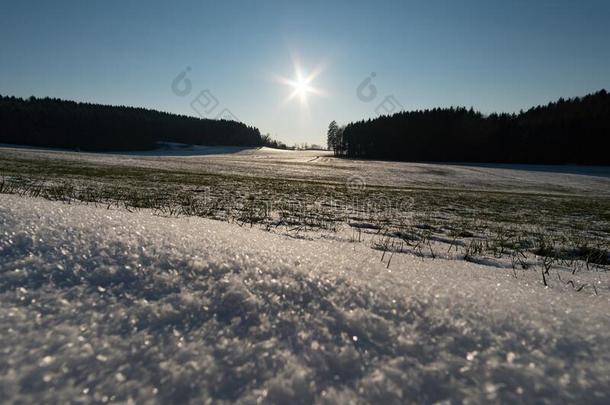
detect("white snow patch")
[0,195,609,403]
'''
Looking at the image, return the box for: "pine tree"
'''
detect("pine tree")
[327,120,338,154]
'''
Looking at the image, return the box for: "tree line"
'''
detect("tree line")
[328,90,610,165]
[0,95,276,151]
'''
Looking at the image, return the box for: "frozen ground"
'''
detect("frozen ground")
[1,144,609,195]
[125,142,257,157]
[1,195,609,403]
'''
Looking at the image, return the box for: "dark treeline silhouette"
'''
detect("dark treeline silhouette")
[0,95,275,151]
[328,90,610,165]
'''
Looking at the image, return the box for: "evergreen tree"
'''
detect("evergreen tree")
[327,120,338,153]
[329,90,609,165]
[0,95,286,151]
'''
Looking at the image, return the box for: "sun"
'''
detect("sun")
[289,71,315,103]
[273,59,326,107]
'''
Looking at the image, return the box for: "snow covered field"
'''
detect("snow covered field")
[1,145,610,403]
[2,144,609,195]
[1,195,609,403]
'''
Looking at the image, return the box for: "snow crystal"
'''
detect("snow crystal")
[0,194,609,403]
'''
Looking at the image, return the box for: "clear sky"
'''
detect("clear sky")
[1,0,609,146]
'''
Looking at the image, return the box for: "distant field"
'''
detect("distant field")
[2,144,610,194]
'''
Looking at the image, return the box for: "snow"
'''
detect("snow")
[1,194,609,403]
[125,142,257,157]
[2,144,609,195]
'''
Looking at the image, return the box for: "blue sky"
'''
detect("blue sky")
[1,0,609,145]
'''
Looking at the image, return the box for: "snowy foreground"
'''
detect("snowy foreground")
[1,195,609,403]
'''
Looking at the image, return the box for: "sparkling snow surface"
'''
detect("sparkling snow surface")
[1,195,609,403]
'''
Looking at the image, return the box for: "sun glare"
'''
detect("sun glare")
[290,72,313,102]
[274,59,326,108]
